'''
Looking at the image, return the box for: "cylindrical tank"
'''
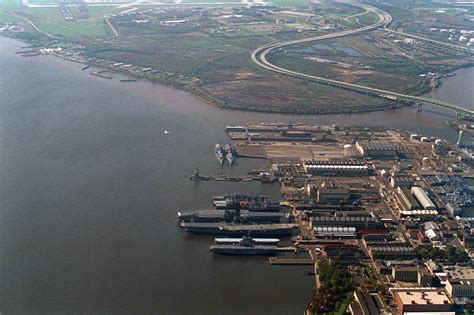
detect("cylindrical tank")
[422,157,429,168]
[435,139,442,145]
[421,136,429,142]
[343,144,352,157]
[410,134,417,140]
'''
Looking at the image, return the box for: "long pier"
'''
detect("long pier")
[268,257,316,265]
[250,1,474,116]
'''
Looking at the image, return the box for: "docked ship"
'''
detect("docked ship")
[212,194,280,212]
[177,209,287,223]
[180,222,296,236]
[214,237,280,245]
[224,144,234,165]
[210,236,278,255]
[215,144,225,165]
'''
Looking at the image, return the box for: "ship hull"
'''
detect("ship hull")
[210,245,278,255]
[177,210,285,223]
[182,223,295,236]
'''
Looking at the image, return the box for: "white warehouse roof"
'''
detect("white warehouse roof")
[411,186,436,210]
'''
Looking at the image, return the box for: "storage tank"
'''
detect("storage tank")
[421,137,429,142]
[343,144,352,157]
[435,139,442,145]
[410,134,418,140]
[422,157,429,168]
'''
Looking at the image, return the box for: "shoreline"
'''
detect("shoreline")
[2,34,471,116]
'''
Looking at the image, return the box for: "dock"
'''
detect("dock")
[190,173,277,183]
[90,72,113,79]
[268,257,316,265]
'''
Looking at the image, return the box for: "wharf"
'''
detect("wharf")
[90,72,113,79]
[21,52,41,57]
[190,173,277,183]
[15,50,37,54]
[268,257,316,265]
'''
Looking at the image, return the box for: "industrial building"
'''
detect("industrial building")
[445,268,474,299]
[367,245,417,260]
[349,289,384,315]
[356,141,399,158]
[390,288,454,314]
[317,188,351,204]
[396,187,421,211]
[399,210,438,219]
[445,279,474,299]
[310,215,383,231]
[411,187,436,210]
[390,175,415,188]
[391,266,434,286]
[303,160,370,176]
[392,266,419,282]
[313,226,357,238]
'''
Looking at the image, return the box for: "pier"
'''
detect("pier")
[189,169,277,183]
[268,257,316,265]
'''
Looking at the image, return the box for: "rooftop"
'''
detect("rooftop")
[391,288,452,306]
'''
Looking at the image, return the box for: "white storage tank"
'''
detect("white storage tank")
[420,137,429,142]
[343,144,352,157]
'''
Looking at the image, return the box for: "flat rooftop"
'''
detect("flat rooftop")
[448,267,474,280]
[392,289,452,306]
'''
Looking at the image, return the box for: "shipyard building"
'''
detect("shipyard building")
[356,141,399,158]
[303,160,370,177]
[390,288,454,315]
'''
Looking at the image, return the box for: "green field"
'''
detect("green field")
[27,7,109,37]
[271,0,308,7]
[0,1,119,38]
[0,0,22,9]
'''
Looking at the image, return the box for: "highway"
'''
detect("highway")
[251,1,474,115]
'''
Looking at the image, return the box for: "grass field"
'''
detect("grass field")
[0,0,22,9]
[26,7,109,37]
[271,0,308,7]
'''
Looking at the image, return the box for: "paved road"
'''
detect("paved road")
[5,10,60,39]
[251,1,474,115]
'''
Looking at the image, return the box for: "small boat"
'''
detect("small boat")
[224,144,234,165]
[215,144,225,165]
[164,129,171,134]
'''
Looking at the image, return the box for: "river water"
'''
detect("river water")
[0,36,472,313]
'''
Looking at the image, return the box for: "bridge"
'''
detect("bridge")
[250,1,474,116]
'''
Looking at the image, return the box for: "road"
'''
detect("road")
[381,28,472,54]
[4,10,60,39]
[251,1,474,115]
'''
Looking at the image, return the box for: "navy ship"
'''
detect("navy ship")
[210,236,278,255]
[180,222,296,236]
[177,209,286,223]
[214,237,280,245]
[224,144,234,165]
[212,194,280,212]
[215,144,225,165]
